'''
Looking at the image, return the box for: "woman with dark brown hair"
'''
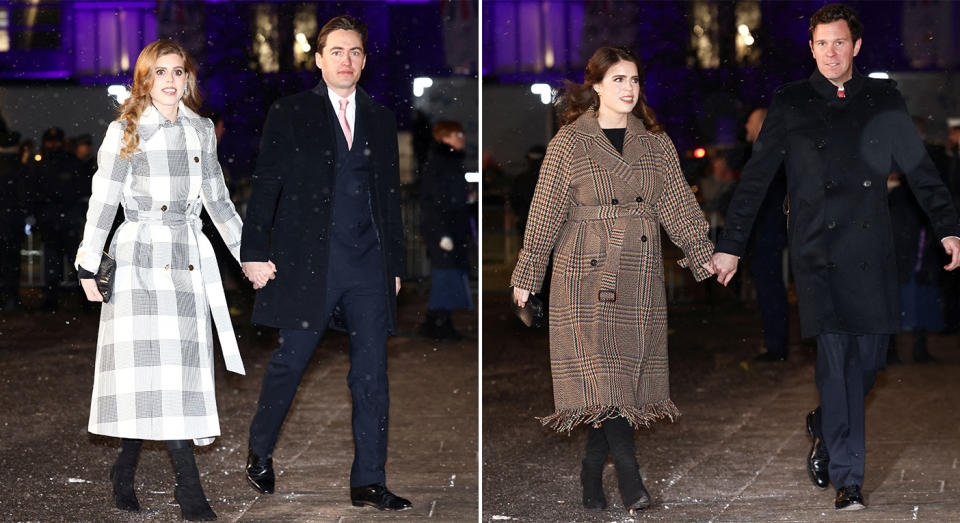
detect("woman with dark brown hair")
[511,46,715,514]
[75,39,249,520]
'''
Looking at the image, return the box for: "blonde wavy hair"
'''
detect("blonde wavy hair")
[118,40,202,158]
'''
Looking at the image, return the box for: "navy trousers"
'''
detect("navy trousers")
[814,333,887,489]
[249,248,389,487]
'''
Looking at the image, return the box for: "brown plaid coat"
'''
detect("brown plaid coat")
[511,111,713,432]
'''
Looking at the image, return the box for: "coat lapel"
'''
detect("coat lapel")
[309,82,339,165]
[576,110,650,195]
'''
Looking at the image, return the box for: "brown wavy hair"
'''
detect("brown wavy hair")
[556,46,663,133]
[118,40,202,158]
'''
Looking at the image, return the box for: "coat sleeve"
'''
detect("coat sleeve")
[199,118,243,265]
[74,121,129,273]
[890,92,960,240]
[654,133,714,281]
[241,101,291,263]
[510,127,575,293]
[385,112,406,279]
[716,91,789,256]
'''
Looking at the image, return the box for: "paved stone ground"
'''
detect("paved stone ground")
[0,287,477,522]
[483,292,960,522]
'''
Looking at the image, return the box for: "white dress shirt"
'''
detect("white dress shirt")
[327,87,357,135]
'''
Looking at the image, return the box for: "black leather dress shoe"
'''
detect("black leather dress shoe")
[246,447,275,494]
[350,484,412,511]
[806,408,830,489]
[835,485,865,510]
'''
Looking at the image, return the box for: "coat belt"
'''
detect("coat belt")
[566,202,658,302]
[125,211,246,375]
[566,201,659,223]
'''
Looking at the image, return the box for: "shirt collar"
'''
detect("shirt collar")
[810,66,865,100]
[326,87,357,108]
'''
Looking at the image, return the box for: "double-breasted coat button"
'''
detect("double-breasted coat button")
[859,262,868,270]
[611,198,619,205]
[641,235,648,242]
[825,181,835,190]
[816,139,826,149]
[635,196,643,202]
[827,262,837,270]
[862,222,870,228]
[164,264,170,270]
[188,265,194,271]
[862,180,872,188]
[186,203,190,208]
[589,259,598,267]
[161,205,167,211]
[194,156,200,163]
[827,221,837,229]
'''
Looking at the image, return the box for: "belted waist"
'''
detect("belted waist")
[566,202,659,222]
[125,208,201,225]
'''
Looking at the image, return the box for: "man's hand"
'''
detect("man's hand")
[942,237,960,270]
[513,287,531,308]
[396,277,401,295]
[80,278,103,302]
[242,261,277,290]
[712,252,739,286]
[439,236,454,252]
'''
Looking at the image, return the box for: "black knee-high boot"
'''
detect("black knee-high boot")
[602,417,651,512]
[111,438,143,511]
[581,425,609,509]
[168,441,217,521]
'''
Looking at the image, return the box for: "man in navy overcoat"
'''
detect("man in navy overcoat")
[713,3,960,511]
[239,14,410,511]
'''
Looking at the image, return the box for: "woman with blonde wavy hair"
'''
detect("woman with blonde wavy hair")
[75,39,252,520]
[511,46,715,514]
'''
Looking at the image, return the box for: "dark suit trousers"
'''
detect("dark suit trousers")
[814,333,887,488]
[249,246,389,487]
[748,229,788,355]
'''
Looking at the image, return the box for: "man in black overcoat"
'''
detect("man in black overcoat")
[240,15,410,511]
[712,4,960,511]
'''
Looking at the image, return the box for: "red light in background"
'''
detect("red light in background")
[693,147,706,159]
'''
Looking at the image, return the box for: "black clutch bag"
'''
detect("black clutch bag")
[95,252,116,303]
[511,293,545,328]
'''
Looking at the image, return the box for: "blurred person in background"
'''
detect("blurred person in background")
[74,39,246,521]
[419,120,474,340]
[30,126,83,310]
[743,108,790,362]
[0,129,24,312]
[511,46,716,515]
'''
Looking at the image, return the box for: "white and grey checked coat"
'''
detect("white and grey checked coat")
[75,102,245,445]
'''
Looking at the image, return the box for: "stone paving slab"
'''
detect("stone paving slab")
[482,294,960,521]
[0,293,477,521]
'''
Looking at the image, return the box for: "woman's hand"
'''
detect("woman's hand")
[80,278,104,302]
[513,287,531,308]
[701,260,717,276]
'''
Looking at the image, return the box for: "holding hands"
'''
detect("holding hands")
[711,252,739,286]
[942,237,960,271]
[242,261,278,290]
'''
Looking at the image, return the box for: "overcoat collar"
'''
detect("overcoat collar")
[574,109,650,194]
[810,66,865,100]
[137,101,204,142]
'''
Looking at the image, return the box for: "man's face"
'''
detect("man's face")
[809,20,861,86]
[744,109,766,143]
[315,29,366,96]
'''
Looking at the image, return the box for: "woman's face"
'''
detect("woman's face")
[149,53,187,111]
[594,60,640,117]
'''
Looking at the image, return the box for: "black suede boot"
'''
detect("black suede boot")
[603,417,650,513]
[169,443,217,521]
[111,439,142,511]
[581,425,608,510]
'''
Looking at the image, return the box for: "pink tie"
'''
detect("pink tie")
[338,98,352,149]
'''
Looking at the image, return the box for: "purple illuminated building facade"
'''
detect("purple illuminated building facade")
[1,0,477,174]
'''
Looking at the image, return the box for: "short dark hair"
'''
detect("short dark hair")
[432,121,463,142]
[316,15,368,55]
[809,4,863,43]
